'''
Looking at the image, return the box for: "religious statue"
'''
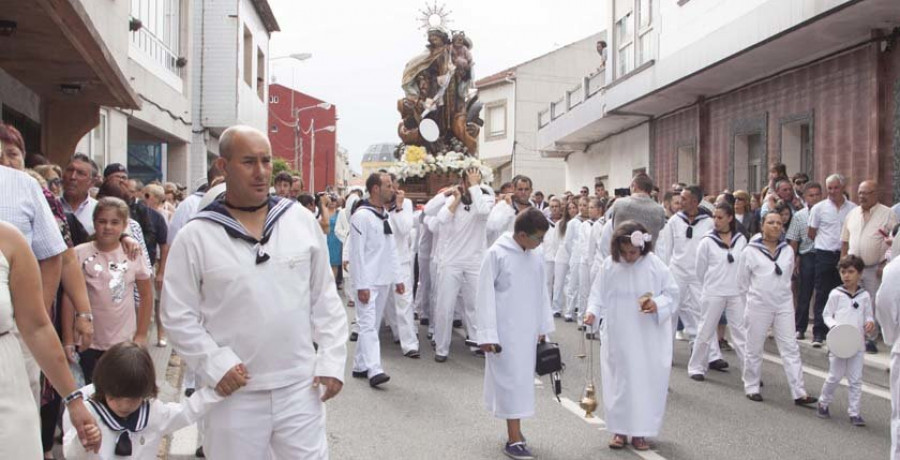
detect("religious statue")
[397,8,482,157]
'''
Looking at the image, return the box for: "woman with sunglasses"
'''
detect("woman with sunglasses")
[688,202,748,381]
[739,212,817,405]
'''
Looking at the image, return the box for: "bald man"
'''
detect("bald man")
[842,180,897,352]
[161,125,348,459]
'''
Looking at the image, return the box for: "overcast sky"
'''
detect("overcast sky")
[268,0,606,173]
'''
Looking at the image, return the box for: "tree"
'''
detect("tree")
[271,157,299,184]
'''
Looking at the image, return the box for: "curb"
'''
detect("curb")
[763,337,891,390]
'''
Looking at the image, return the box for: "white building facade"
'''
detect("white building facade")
[476,32,605,195]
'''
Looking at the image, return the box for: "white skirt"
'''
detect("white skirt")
[0,331,42,459]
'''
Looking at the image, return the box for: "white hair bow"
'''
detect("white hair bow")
[630,231,652,249]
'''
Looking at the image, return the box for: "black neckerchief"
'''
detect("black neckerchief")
[193,196,293,264]
[354,200,392,235]
[223,199,268,213]
[836,286,865,309]
[748,236,788,275]
[704,230,745,263]
[89,398,150,457]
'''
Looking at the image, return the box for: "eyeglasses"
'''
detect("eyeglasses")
[48,178,62,186]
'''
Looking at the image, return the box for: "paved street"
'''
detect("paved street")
[165,303,893,460]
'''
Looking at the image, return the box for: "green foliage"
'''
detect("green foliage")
[271,157,300,184]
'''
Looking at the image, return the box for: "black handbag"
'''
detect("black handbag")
[535,341,562,375]
[536,340,563,401]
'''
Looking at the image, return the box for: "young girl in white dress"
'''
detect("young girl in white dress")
[584,220,680,451]
[63,341,221,459]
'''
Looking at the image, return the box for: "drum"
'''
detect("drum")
[826,324,864,359]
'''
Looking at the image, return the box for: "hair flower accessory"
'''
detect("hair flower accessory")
[630,231,652,249]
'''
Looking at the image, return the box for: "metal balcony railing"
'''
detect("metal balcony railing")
[131,28,182,77]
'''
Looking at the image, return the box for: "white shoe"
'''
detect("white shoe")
[675,331,688,341]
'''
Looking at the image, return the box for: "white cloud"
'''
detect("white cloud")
[268,0,606,176]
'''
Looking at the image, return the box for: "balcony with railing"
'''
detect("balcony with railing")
[537,69,606,130]
[129,26,184,87]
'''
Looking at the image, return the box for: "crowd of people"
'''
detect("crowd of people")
[3,119,900,460]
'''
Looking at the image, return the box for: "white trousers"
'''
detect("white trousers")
[743,305,807,399]
[414,256,433,320]
[544,260,555,307]
[204,379,327,460]
[578,261,591,314]
[433,265,478,357]
[564,262,586,318]
[672,277,701,337]
[819,351,864,416]
[386,262,419,354]
[353,285,391,375]
[552,262,569,314]
[688,295,746,375]
[891,353,900,460]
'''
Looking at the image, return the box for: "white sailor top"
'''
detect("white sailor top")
[695,230,747,297]
[349,200,403,289]
[824,286,874,332]
[63,385,221,460]
[658,211,714,279]
[738,236,795,310]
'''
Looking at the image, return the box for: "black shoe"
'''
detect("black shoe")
[811,338,824,348]
[564,317,575,323]
[352,370,368,379]
[746,393,763,402]
[473,349,485,357]
[796,331,806,340]
[349,331,358,342]
[866,340,878,354]
[184,388,196,398]
[689,374,705,382]
[794,395,817,406]
[427,332,433,340]
[393,338,400,344]
[196,446,205,458]
[453,320,463,328]
[553,312,561,318]
[435,354,448,363]
[404,350,421,359]
[420,318,430,326]
[369,373,390,387]
[708,359,729,371]
[414,312,419,320]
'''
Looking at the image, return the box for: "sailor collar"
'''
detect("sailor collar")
[836,286,865,308]
[193,196,294,264]
[748,236,789,275]
[88,398,150,457]
[354,200,393,235]
[676,211,710,227]
[704,230,745,263]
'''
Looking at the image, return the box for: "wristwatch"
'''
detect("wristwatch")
[75,312,93,322]
[63,389,84,406]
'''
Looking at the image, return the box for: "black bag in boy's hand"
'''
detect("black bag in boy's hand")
[535,341,562,376]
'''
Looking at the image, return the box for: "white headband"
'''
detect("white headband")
[630,230,652,249]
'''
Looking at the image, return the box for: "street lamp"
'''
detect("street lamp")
[295,102,332,181]
[308,122,336,192]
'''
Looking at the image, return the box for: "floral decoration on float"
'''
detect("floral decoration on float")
[388,144,494,183]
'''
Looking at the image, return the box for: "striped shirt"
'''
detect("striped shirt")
[785,206,814,255]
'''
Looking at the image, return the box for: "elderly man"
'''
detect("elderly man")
[162,126,347,459]
[60,154,99,234]
[761,178,802,218]
[808,173,857,347]
[842,180,897,353]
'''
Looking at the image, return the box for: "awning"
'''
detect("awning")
[0,0,140,109]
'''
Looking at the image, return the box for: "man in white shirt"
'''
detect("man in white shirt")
[60,153,98,234]
[162,126,347,459]
[433,168,495,361]
[349,172,406,386]
[808,173,857,346]
[383,176,420,358]
[486,175,533,245]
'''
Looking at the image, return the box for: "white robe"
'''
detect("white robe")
[876,257,900,460]
[475,234,554,419]
[587,253,678,437]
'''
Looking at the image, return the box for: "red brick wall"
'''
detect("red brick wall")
[653,45,890,199]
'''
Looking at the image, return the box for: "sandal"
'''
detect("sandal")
[632,437,650,451]
[608,434,627,449]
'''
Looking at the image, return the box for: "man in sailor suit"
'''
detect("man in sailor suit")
[161,126,348,459]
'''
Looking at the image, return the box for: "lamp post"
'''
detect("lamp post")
[308,120,336,192]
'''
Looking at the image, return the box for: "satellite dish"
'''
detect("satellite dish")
[420,118,439,142]
[199,183,227,211]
